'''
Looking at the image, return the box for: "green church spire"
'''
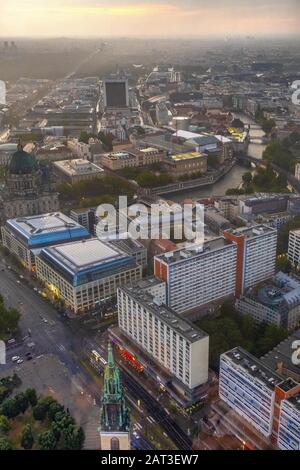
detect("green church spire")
[99,342,130,433]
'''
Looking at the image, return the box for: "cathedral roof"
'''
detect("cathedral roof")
[9,143,38,175]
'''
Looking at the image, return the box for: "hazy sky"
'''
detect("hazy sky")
[0,0,299,38]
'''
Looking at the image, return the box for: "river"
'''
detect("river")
[169,113,266,201]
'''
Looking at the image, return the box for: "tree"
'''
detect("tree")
[38,430,57,450]
[48,401,64,421]
[21,424,34,450]
[242,171,253,186]
[33,396,55,421]
[25,388,38,407]
[59,425,85,450]
[0,437,13,450]
[14,392,29,414]
[261,118,276,135]
[0,415,10,434]
[0,398,20,418]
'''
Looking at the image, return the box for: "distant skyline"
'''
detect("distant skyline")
[0,0,299,38]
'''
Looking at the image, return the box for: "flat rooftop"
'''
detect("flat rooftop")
[44,238,125,272]
[120,285,207,343]
[171,151,205,162]
[156,237,233,264]
[261,329,300,381]
[6,212,89,247]
[224,224,276,240]
[53,159,104,176]
[223,347,283,390]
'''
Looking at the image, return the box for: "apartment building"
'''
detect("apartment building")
[288,229,300,269]
[219,347,300,447]
[117,286,209,399]
[224,225,277,296]
[154,238,238,313]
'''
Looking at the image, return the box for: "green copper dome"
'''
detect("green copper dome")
[9,143,38,175]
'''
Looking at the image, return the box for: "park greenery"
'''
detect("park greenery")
[0,378,85,450]
[255,108,276,135]
[226,166,289,196]
[136,171,173,188]
[262,132,300,172]
[58,175,135,208]
[79,130,114,151]
[0,294,21,341]
[196,302,288,370]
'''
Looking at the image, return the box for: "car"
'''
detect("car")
[43,318,48,323]
[12,356,20,362]
[7,338,16,344]
[16,280,21,285]
[16,359,23,364]
[27,342,35,348]
[33,287,38,292]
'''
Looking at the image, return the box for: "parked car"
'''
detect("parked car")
[12,356,20,362]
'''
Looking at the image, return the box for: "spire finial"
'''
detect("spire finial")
[107,342,114,369]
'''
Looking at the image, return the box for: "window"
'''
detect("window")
[111,437,120,450]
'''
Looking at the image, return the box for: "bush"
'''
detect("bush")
[21,424,34,450]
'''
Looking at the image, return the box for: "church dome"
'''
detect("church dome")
[9,143,38,175]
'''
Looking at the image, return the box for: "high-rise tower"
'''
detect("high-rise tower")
[98,343,130,450]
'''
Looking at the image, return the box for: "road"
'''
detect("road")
[0,259,167,450]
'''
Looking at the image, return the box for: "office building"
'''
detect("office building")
[154,238,238,313]
[117,286,209,402]
[35,238,142,314]
[1,212,89,271]
[109,238,148,268]
[52,158,104,184]
[236,272,300,331]
[103,78,129,109]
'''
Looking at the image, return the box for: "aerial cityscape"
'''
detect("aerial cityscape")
[0,0,300,458]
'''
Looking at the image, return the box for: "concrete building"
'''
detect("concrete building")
[204,208,231,235]
[117,286,209,403]
[163,151,207,179]
[1,212,89,271]
[154,238,238,313]
[35,238,142,314]
[219,347,283,438]
[219,347,300,447]
[295,164,300,181]
[236,272,300,331]
[100,147,165,171]
[52,158,104,184]
[224,225,277,297]
[277,391,300,450]
[288,230,300,269]
[154,225,277,313]
[239,194,289,217]
[109,238,147,268]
